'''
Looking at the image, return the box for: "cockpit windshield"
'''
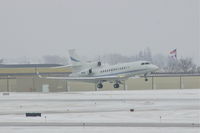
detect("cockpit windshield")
[141,62,150,65]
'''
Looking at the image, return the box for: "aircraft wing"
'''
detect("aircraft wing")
[38,75,130,82]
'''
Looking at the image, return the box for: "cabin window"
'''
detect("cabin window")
[141,62,150,65]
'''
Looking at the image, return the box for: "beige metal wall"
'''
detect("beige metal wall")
[0,79,8,92]
[0,76,199,92]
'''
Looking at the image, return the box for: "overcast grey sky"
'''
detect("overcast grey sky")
[0,0,199,63]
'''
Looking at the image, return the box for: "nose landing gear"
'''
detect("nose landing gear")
[113,83,120,88]
[144,73,149,82]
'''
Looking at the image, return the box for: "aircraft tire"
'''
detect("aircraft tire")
[113,84,119,88]
[97,83,103,89]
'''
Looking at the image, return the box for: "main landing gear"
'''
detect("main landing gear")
[113,83,120,88]
[113,80,121,88]
[97,83,120,89]
[96,81,121,89]
[95,80,126,90]
[97,83,103,89]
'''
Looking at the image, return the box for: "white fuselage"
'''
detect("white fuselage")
[70,61,158,81]
[42,50,159,88]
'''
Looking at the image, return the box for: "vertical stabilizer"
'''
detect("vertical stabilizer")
[68,49,82,66]
[68,49,85,72]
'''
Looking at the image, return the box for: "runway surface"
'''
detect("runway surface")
[0,89,199,133]
[0,122,199,127]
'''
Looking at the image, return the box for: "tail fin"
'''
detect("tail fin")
[68,49,82,66]
[68,49,86,72]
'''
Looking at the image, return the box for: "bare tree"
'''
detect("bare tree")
[136,47,152,61]
[42,55,67,65]
[152,54,168,71]
[197,67,200,73]
[0,59,3,64]
[178,58,196,72]
[144,47,152,61]
[165,57,180,72]
[17,56,30,64]
[92,48,198,73]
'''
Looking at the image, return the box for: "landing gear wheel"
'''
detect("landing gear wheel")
[113,84,120,88]
[97,83,103,89]
[145,78,148,82]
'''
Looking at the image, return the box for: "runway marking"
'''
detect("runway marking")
[0,98,199,102]
[0,122,199,127]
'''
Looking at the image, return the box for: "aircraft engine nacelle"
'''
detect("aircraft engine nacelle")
[80,68,93,76]
[87,61,101,68]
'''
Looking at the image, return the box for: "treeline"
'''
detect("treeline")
[1,48,199,73]
[33,48,200,73]
[100,48,199,73]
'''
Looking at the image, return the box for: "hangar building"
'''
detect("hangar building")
[0,64,199,92]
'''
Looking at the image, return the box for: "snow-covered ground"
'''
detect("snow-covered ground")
[0,89,199,133]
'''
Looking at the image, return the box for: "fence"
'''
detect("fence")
[0,74,199,92]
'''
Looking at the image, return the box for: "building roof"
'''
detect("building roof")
[0,64,63,68]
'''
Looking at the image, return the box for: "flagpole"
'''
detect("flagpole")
[169,49,177,59]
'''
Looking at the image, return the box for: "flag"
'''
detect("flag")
[170,49,176,54]
[170,49,177,59]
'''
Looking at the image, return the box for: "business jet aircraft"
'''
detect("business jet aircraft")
[41,50,159,89]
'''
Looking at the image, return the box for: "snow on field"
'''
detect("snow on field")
[0,89,199,133]
[0,127,200,133]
